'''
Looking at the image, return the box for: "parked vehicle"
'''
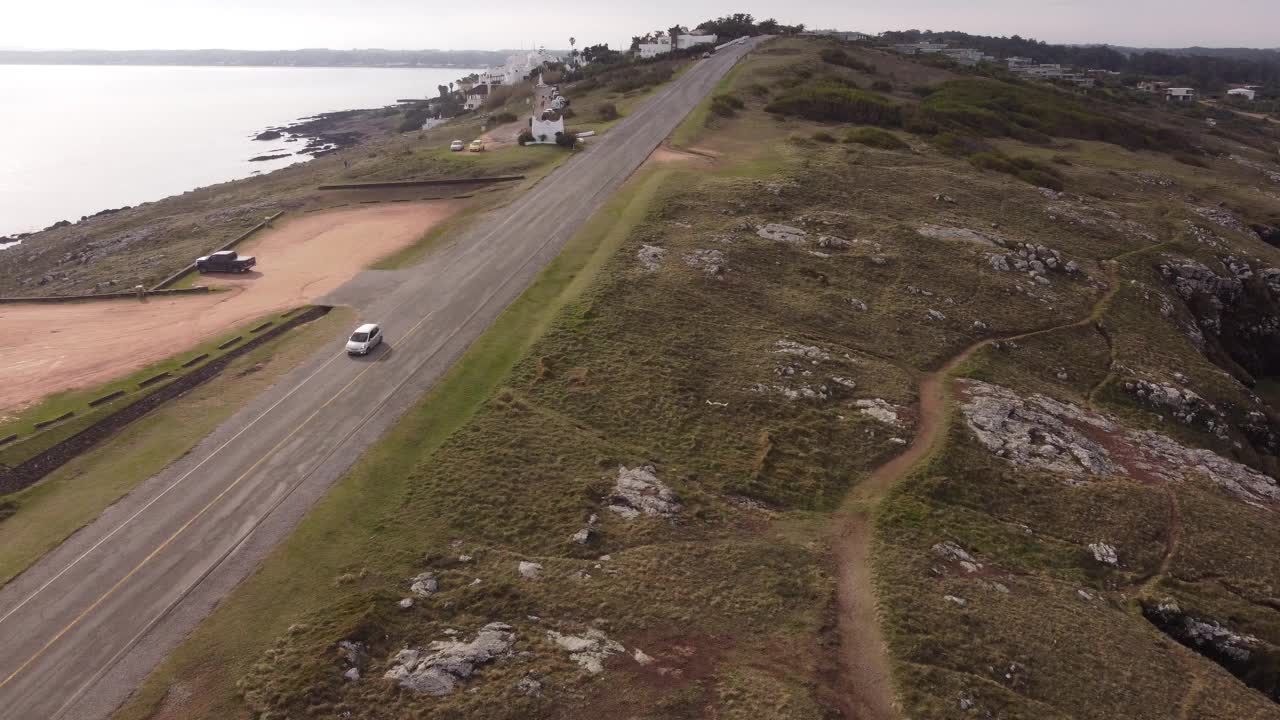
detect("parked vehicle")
[346,323,384,355]
[702,52,712,59]
[195,250,256,273]
[449,139,465,151]
[469,140,484,152]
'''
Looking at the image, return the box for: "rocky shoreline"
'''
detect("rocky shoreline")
[0,104,400,252]
[250,107,395,159]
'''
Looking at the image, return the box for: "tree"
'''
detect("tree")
[437,84,448,98]
[698,13,757,39]
[582,43,620,65]
[569,36,577,67]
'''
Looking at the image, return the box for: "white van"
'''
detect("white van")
[346,323,384,355]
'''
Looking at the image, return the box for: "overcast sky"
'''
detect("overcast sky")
[3,0,1277,52]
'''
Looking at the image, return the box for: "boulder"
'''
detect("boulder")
[409,572,439,598]
[637,244,666,272]
[1088,542,1119,566]
[546,628,624,674]
[384,622,516,696]
[518,561,543,580]
[606,465,683,519]
[756,223,808,244]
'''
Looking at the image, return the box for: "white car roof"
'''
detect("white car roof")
[354,323,379,333]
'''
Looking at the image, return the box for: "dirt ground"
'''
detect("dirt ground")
[0,201,459,412]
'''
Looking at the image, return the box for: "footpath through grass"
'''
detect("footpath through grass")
[115,166,673,720]
[0,307,351,588]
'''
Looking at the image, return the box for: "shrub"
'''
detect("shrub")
[920,78,1193,152]
[765,82,901,126]
[813,131,837,143]
[554,131,577,148]
[845,127,908,150]
[871,80,894,93]
[489,111,519,125]
[969,152,1018,174]
[609,65,674,93]
[598,103,619,121]
[710,93,745,118]
[1174,151,1208,167]
[516,129,535,146]
[1018,169,1065,190]
[397,108,430,133]
[967,148,1066,190]
[819,48,875,73]
[561,108,576,119]
[746,83,771,97]
[912,85,937,97]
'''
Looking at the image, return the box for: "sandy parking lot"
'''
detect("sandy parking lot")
[0,201,458,412]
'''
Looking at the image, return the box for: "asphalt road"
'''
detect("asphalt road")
[0,39,758,719]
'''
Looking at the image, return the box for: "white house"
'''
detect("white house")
[638,32,719,58]
[463,47,560,93]
[529,108,566,144]
[1227,87,1257,101]
[942,48,991,66]
[1166,87,1197,103]
[1006,56,1034,70]
[1016,64,1065,79]
[463,84,489,111]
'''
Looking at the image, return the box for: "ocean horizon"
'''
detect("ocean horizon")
[0,64,476,239]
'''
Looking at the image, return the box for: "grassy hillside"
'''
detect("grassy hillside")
[117,36,1280,719]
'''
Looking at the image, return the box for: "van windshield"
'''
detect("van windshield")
[350,332,369,342]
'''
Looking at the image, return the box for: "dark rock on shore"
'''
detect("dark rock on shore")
[79,206,129,222]
[249,153,292,162]
[255,129,283,141]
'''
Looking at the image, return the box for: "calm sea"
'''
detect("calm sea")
[0,65,475,239]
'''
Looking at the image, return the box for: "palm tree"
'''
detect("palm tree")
[569,36,577,67]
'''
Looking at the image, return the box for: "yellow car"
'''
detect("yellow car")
[468,140,484,152]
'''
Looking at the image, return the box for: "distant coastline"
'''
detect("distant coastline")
[0,48,537,68]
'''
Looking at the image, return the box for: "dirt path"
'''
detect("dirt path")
[832,353,969,720]
[0,201,459,413]
[832,258,1133,719]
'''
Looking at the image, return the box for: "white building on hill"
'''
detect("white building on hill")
[638,31,719,58]
[470,47,561,88]
[1227,87,1257,101]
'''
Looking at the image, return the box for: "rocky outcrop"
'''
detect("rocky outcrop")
[774,339,830,361]
[683,249,725,276]
[1144,600,1280,703]
[931,541,982,573]
[958,381,1280,506]
[757,223,808,244]
[985,241,1079,284]
[546,628,624,674]
[637,244,666,272]
[606,465,683,519]
[855,398,904,426]
[1193,206,1259,239]
[409,572,438,597]
[1123,379,1224,434]
[383,622,516,695]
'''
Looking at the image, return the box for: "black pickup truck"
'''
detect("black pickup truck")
[195,250,256,273]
